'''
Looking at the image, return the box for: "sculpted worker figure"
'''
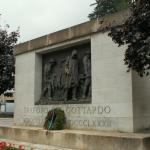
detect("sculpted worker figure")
[42,58,56,100]
[64,50,79,101]
[82,51,91,98]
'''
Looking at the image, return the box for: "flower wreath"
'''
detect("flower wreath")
[43,108,66,130]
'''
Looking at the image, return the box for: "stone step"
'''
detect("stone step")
[0,139,78,150]
[0,126,150,150]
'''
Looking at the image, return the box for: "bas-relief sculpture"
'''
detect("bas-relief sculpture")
[41,58,56,99]
[37,44,91,105]
[82,51,91,99]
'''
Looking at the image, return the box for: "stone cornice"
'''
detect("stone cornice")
[14,9,130,55]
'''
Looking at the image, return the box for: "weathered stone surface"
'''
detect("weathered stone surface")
[14,41,29,55]
[30,35,48,51]
[0,126,150,150]
[14,33,134,132]
[14,9,130,55]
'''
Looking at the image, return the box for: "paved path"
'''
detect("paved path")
[0,118,13,126]
[0,139,78,150]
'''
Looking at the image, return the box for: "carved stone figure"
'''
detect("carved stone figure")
[82,51,91,99]
[64,50,79,101]
[41,58,56,99]
[58,59,67,98]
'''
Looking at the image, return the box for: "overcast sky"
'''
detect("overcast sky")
[1,0,94,43]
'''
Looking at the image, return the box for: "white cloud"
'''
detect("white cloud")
[0,0,95,43]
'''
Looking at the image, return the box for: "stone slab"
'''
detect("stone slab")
[0,126,150,150]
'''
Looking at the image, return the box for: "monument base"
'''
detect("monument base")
[0,126,150,150]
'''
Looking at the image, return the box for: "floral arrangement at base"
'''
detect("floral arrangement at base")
[43,108,66,130]
[0,141,24,150]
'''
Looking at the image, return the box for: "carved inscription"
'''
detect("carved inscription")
[66,106,111,115]
[67,118,111,128]
[23,105,111,116]
[22,105,112,128]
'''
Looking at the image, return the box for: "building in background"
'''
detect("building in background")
[0,90,14,114]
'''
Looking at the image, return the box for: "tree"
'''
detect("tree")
[88,0,131,20]
[108,0,150,76]
[0,24,19,95]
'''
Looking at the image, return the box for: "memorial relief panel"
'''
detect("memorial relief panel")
[36,43,91,105]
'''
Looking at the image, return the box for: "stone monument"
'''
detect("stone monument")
[38,44,91,104]
[13,10,150,133]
